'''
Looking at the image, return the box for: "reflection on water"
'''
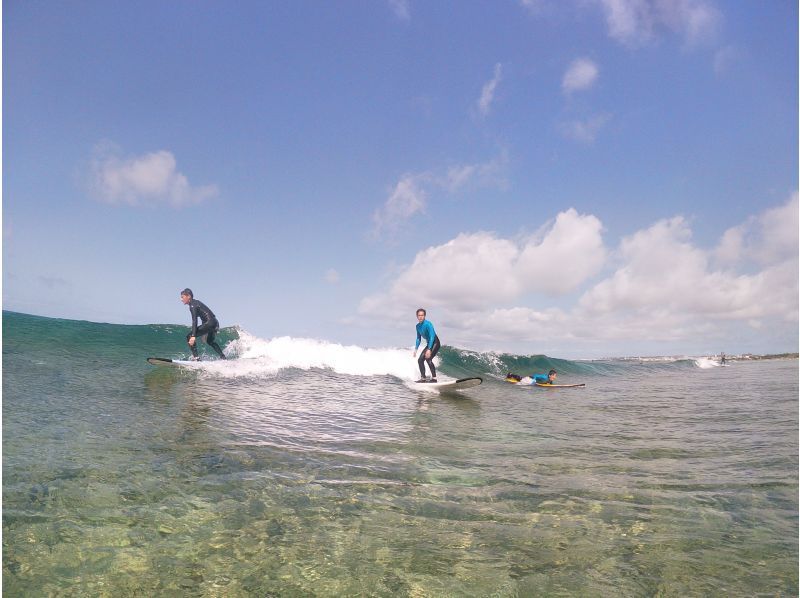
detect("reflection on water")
[3,360,798,595]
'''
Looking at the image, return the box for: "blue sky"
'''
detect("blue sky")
[3,0,798,358]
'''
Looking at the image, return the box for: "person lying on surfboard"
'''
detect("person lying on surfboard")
[506,369,557,385]
[180,288,227,361]
[413,308,441,383]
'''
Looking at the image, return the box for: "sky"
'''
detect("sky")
[3,0,798,358]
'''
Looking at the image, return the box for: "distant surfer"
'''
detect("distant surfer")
[720,352,727,365]
[180,288,227,361]
[413,308,440,383]
[506,369,557,385]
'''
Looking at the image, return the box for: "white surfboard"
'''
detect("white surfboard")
[147,357,203,368]
[414,377,482,392]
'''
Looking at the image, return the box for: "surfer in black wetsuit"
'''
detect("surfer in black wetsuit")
[180,288,226,360]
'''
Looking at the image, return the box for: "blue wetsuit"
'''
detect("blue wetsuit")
[532,374,550,384]
[415,320,437,351]
[415,320,441,378]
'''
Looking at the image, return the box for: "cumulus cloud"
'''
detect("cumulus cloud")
[371,154,509,239]
[360,194,798,354]
[367,232,522,314]
[478,63,503,116]
[714,192,798,267]
[516,209,607,294]
[580,216,716,314]
[361,208,607,318]
[596,0,721,47]
[579,207,798,326]
[89,145,218,207]
[562,58,599,94]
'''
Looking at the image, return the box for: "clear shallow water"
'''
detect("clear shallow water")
[3,312,798,596]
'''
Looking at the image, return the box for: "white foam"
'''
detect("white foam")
[194,328,435,380]
[694,357,721,369]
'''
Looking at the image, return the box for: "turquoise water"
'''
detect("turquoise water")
[3,311,798,596]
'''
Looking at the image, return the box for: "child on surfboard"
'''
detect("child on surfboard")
[413,308,440,383]
[506,369,557,385]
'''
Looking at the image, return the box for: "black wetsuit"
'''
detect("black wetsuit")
[418,336,441,378]
[187,299,226,359]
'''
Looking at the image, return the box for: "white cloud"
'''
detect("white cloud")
[388,0,410,20]
[714,192,799,267]
[714,226,744,266]
[596,0,721,47]
[444,152,508,193]
[478,63,503,116]
[360,194,798,355]
[361,208,607,317]
[371,154,508,239]
[516,209,607,294]
[560,113,611,144]
[371,174,429,239]
[580,216,713,314]
[751,192,799,264]
[519,0,545,13]
[661,0,721,46]
[377,232,523,312]
[578,205,798,325]
[562,58,599,94]
[89,145,218,208]
[597,0,655,45]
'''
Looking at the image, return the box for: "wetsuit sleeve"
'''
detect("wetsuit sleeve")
[189,304,198,336]
[415,331,421,351]
[426,321,437,349]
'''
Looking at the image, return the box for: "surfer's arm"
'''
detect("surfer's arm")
[423,321,436,349]
[189,305,198,337]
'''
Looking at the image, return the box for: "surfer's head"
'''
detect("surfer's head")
[416,308,426,321]
[180,288,193,304]
[548,369,557,381]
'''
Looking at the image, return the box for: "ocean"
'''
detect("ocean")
[2,310,797,596]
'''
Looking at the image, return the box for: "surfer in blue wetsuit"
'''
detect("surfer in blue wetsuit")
[506,369,557,384]
[533,370,557,384]
[413,308,441,382]
[180,288,227,360]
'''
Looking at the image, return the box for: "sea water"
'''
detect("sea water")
[2,311,797,596]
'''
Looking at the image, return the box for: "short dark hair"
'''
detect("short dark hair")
[416,308,426,316]
[181,288,193,298]
[548,369,557,376]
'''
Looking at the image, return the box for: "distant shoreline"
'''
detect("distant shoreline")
[728,353,799,361]
[592,353,799,363]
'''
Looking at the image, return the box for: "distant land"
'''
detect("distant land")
[734,353,799,360]
[607,353,798,363]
